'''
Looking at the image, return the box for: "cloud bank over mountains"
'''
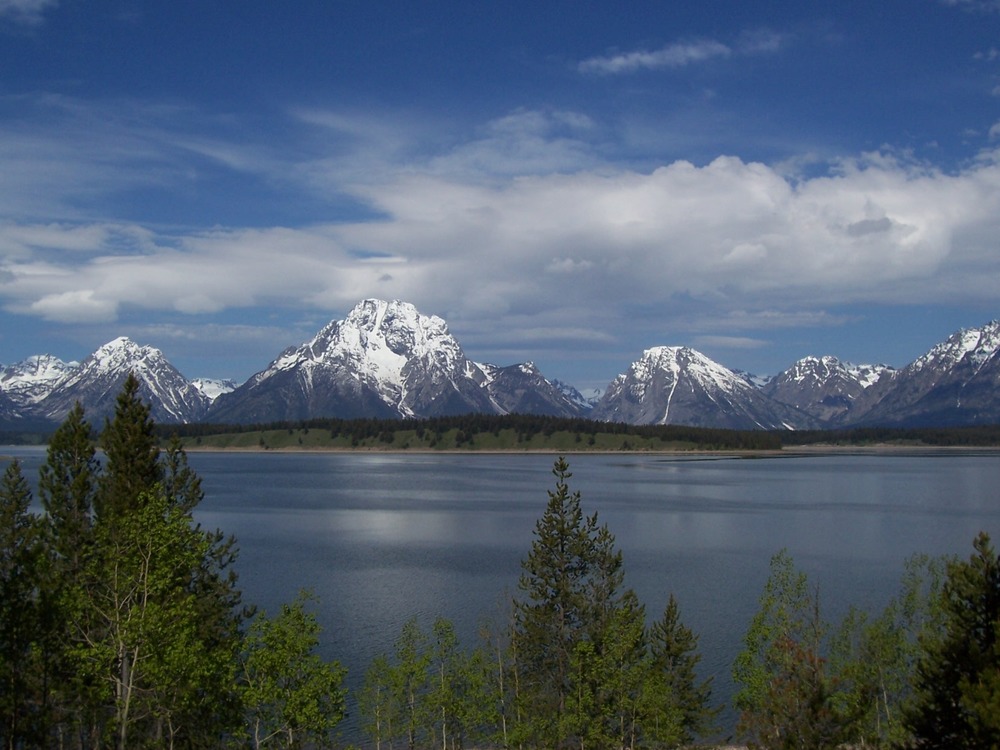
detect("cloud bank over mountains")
[3,103,1000,356]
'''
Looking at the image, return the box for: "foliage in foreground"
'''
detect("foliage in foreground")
[733,536,1000,749]
[0,376,346,749]
[361,458,718,750]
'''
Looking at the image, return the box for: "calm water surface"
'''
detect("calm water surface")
[6,447,999,738]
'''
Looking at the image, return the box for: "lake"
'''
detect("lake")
[5,447,999,739]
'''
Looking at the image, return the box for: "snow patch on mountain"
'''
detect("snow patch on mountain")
[191,378,240,402]
[0,354,78,406]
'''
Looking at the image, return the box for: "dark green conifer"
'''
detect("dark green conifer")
[904,531,1000,748]
[647,594,718,745]
[37,402,102,747]
[96,372,162,522]
[512,457,638,749]
[0,460,42,748]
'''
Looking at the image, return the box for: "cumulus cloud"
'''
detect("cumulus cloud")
[4,144,1000,339]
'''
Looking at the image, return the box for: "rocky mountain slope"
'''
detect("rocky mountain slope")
[762,356,893,425]
[845,321,1000,427]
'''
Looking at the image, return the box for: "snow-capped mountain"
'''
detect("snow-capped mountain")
[591,346,815,430]
[6,306,1000,431]
[191,377,240,402]
[0,354,78,408]
[845,321,1000,427]
[37,337,209,425]
[209,299,547,423]
[478,363,591,417]
[763,356,894,425]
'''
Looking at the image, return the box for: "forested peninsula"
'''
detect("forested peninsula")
[2,379,999,748]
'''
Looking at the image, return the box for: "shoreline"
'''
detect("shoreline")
[178,443,1000,457]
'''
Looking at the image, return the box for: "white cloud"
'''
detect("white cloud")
[27,289,117,323]
[577,28,786,76]
[989,120,1000,139]
[578,40,731,74]
[4,146,999,339]
[0,0,56,24]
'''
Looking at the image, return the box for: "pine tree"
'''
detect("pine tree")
[96,372,162,523]
[511,457,640,749]
[646,594,718,746]
[59,384,242,747]
[37,402,102,748]
[0,460,42,749]
[904,531,1000,748]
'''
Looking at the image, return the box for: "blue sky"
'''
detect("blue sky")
[1,0,999,391]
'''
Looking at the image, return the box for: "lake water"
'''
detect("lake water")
[5,447,999,739]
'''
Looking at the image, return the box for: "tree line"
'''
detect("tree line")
[2,379,998,748]
[164,414,782,451]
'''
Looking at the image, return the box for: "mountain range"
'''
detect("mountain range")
[3,298,1000,431]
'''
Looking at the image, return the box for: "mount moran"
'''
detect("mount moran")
[3,299,1000,431]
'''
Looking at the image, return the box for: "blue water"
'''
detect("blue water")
[5,447,999,739]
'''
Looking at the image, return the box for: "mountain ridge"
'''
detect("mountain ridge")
[3,301,1000,430]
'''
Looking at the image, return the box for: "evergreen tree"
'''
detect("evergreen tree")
[904,531,1000,748]
[646,594,718,746]
[0,460,42,749]
[598,589,648,750]
[96,372,162,523]
[37,402,102,748]
[162,434,204,513]
[511,457,641,749]
[40,402,98,559]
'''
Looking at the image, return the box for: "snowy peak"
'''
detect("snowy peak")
[271,299,464,391]
[592,345,810,430]
[850,320,1000,427]
[191,378,239,402]
[39,337,208,425]
[909,320,1000,373]
[210,299,573,423]
[763,355,894,424]
[0,354,78,407]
